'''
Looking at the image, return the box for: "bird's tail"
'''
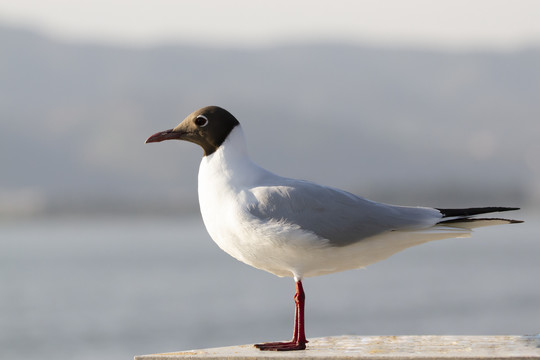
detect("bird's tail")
[436,207,523,229]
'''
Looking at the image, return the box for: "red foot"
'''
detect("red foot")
[254,280,308,351]
[254,340,306,351]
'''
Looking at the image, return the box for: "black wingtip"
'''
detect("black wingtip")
[438,217,524,225]
[436,207,520,218]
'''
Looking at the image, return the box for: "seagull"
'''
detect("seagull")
[145,106,522,351]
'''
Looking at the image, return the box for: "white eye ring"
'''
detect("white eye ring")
[195,114,209,127]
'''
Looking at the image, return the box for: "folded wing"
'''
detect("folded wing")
[248,179,443,247]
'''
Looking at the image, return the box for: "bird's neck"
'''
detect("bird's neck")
[199,125,265,187]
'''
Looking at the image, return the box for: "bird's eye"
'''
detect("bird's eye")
[195,115,209,127]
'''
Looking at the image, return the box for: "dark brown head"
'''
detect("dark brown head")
[145,106,240,156]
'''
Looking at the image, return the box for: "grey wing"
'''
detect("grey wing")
[247,180,442,247]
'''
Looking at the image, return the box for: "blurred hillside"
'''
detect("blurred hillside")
[1,25,539,217]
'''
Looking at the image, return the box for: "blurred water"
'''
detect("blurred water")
[0,212,539,360]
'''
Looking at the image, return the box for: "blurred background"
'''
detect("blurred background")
[1,1,539,359]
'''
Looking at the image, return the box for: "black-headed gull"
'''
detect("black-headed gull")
[146,106,521,351]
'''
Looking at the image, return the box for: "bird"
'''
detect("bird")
[145,105,522,351]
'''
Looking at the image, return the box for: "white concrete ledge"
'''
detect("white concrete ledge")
[135,335,540,360]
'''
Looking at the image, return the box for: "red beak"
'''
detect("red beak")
[145,129,180,143]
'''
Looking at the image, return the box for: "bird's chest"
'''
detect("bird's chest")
[197,168,259,262]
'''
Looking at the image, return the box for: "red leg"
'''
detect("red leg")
[295,280,307,345]
[254,280,308,351]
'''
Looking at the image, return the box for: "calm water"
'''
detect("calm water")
[1,212,539,360]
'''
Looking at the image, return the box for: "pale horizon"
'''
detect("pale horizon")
[1,0,540,50]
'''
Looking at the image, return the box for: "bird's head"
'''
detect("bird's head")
[145,106,240,156]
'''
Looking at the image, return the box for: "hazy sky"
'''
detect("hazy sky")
[1,0,540,49]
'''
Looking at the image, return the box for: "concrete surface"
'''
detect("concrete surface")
[135,335,540,359]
